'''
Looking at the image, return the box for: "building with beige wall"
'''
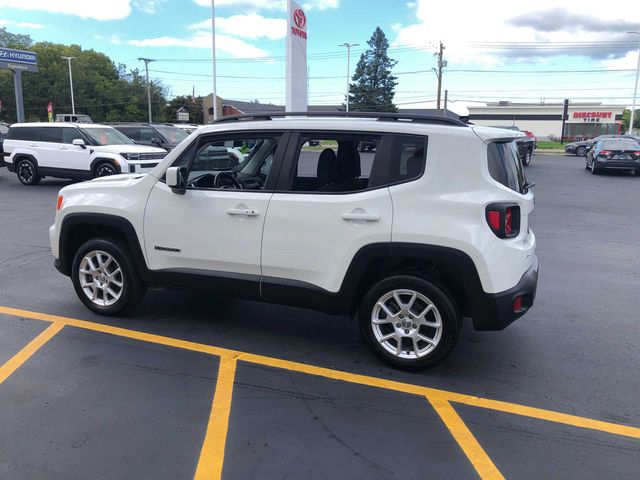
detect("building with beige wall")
[468,102,625,140]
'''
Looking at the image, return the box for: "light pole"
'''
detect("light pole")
[339,43,359,112]
[211,0,218,121]
[61,56,76,114]
[628,31,640,134]
[138,57,155,123]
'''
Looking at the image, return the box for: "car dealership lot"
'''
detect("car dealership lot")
[0,154,639,479]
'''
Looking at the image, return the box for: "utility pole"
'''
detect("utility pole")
[61,56,76,114]
[339,43,359,112]
[138,57,155,122]
[443,89,448,117]
[211,0,218,121]
[628,31,640,134]
[433,41,447,116]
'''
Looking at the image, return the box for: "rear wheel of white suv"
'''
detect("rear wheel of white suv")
[16,158,41,186]
[358,275,460,369]
[71,238,146,315]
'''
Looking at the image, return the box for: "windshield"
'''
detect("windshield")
[153,125,189,144]
[81,127,134,146]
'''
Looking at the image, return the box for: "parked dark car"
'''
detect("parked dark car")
[490,126,536,166]
[564,134,638,157]
[585,138,640,175]
[109,123,189,151]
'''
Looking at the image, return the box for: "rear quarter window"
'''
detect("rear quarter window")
[487,141,526,193]
[7,127,40,141]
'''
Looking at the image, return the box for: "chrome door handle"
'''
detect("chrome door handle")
[227,208,260,216]
[59,146,68,150]
[342,212,380,222]
[29,143,37,147]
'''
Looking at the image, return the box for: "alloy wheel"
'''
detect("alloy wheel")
[18,162,34,183]
[96,164,117,177]
[371,289,443,359]
[78,250,124,307]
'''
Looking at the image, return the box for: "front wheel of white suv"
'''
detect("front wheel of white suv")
[358,275,460,369]
[71,238,146,315]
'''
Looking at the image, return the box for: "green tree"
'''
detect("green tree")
[621,108,640,134]
[348,27,398,112]
[0,27,33,48]
[0,29,169,123]
[164,95,204,123]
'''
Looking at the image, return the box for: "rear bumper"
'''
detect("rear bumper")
[595,159,640,170]
[470,255,538,331]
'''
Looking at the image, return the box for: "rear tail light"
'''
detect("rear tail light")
[633,151,640,158]
[486,203,521,239]
[513,296,524,312]
[598,150,612,157]
[56,195,63,211]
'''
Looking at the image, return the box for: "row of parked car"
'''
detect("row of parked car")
[565,134,640,175]
[0,122,206,185]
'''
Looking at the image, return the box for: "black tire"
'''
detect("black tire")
[591,163,599,174]
[358,275,460,369]
[522,149,532,166]
[71,237,146,315]
[94,162,118,178]
[16,158,41,185]
[576,146,587,157]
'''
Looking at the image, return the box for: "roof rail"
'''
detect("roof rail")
[213,111,468,127]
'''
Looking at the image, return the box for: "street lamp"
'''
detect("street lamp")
[628,31,640,134]
[339,43,359,112]
[61,56,76,114]
[211,0,218,121]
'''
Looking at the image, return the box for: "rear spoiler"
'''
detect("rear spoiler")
[472,126,525,144]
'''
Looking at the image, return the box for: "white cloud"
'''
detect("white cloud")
[194,0,286,10]
[302,0,339,10]
[0,18,44,29]
[95,33,124,45]
[0,0,131,20]
[393,0,640,65]
[193,0,339,11]
[390,22,402,32]
[128,31,269,57]
[132,0,165,13]
[189,13,286,40]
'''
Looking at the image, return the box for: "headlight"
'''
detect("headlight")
[120,152,141,161]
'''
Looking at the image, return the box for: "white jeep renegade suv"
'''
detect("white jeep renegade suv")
[3,123,167,185]
[49,112,538,368]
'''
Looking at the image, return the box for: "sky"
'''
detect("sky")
[0,0,639,115]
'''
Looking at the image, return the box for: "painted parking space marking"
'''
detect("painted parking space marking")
[195,356,237,480]
[0,321,63,385]
[0,305,639,480]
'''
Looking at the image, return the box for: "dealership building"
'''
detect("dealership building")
[467,102,625,140]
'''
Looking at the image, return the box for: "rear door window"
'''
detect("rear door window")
[39,127,64,143]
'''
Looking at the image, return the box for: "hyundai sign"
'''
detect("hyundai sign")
[0,47,38,72]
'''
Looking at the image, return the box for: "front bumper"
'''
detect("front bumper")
[470,255,538,331]
[564,146,576,153]
[128,162,160,174]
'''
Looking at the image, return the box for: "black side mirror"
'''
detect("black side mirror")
[151,137,163,146]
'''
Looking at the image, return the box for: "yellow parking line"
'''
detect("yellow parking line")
[0,305,639,441]
[194,356,237,480]
[428,396,505,480]
[0,322,64,384]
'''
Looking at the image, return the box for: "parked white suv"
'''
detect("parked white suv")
[49,112,538,368]
[3,123,167,185]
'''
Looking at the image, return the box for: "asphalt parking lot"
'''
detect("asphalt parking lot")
[0,154,639,479]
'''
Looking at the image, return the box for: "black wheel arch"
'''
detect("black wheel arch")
[14,153,39,167]
[90,158,121,175]
[57,213,149,280]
